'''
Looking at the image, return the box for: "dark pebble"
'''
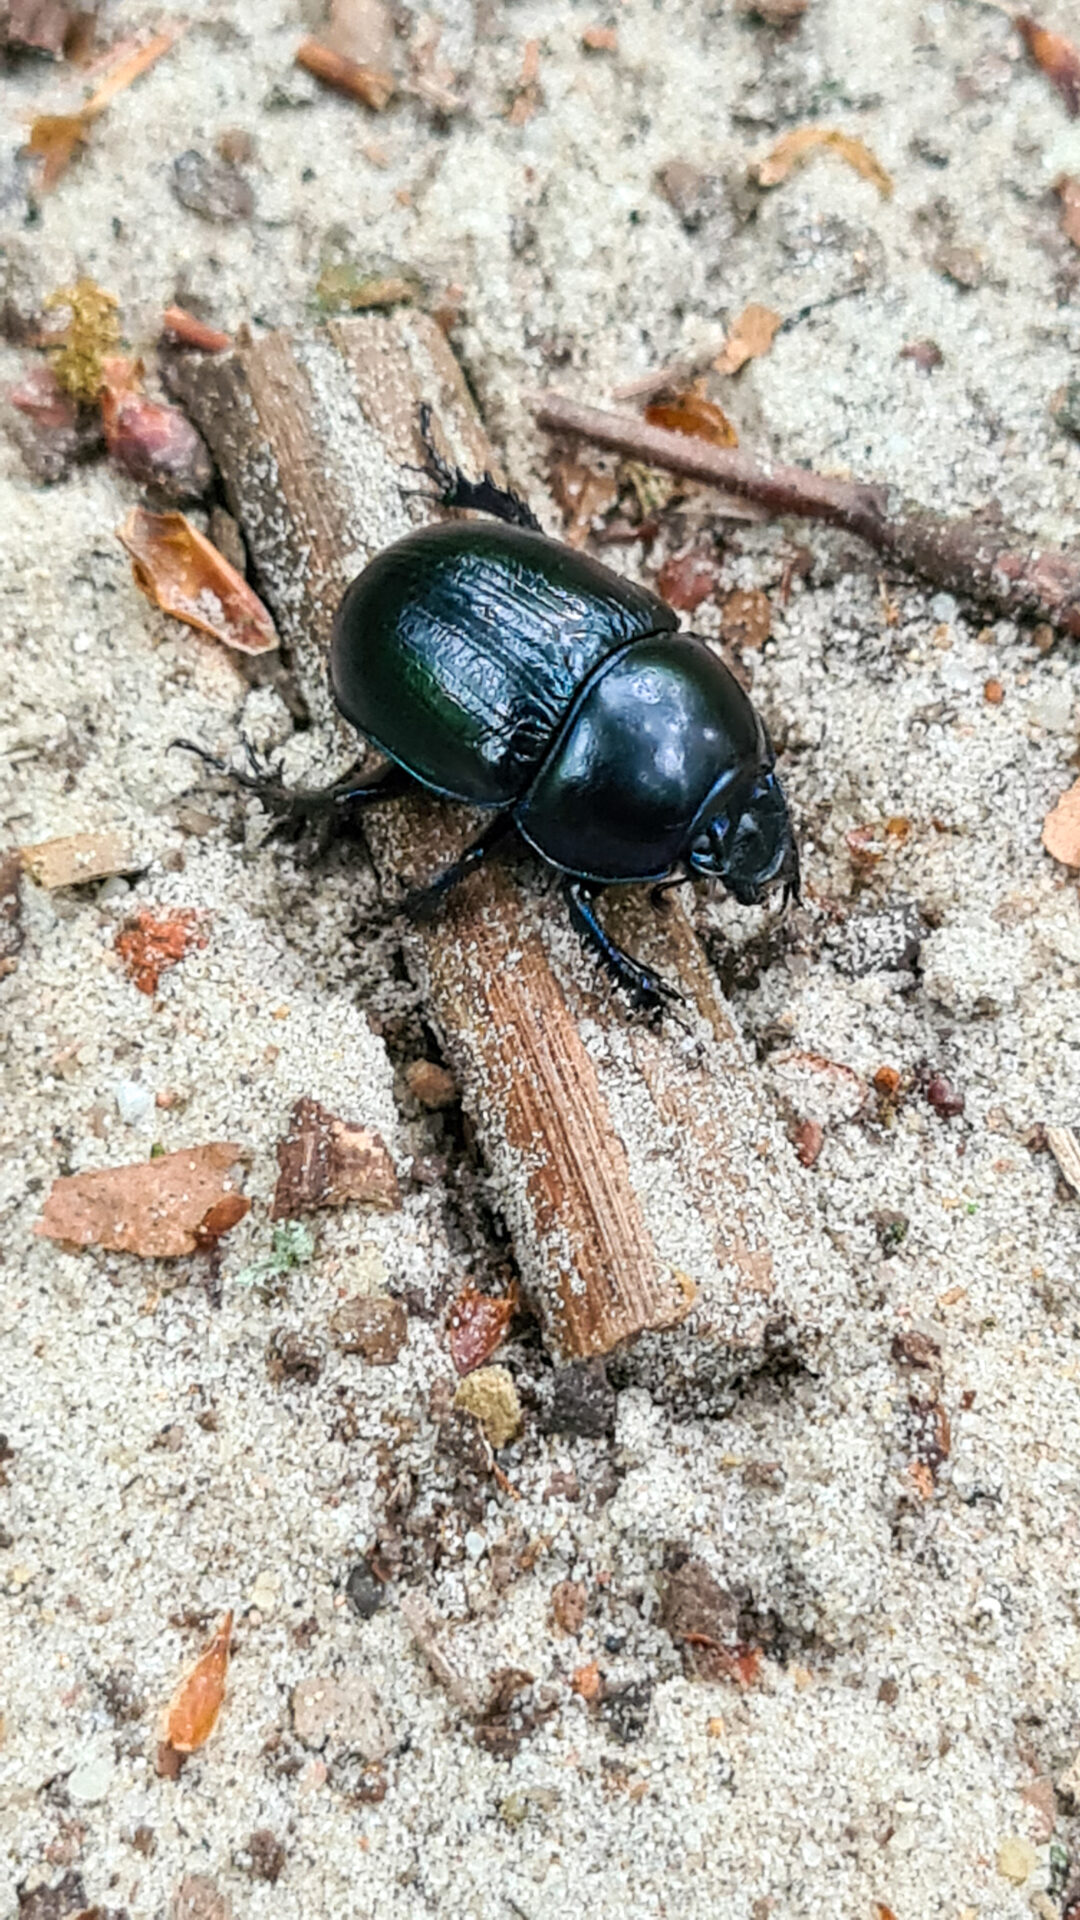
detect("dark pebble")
[546,1358,616,1438]
[345,1560,384,1620]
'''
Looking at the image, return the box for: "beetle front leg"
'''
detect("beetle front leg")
[410,403,543,533]
[563,878,681,1012]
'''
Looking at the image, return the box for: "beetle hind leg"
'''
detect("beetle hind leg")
[563,879,682,1014]
[170,738,412,849]
[409,402,543,533]
[402,813,515,921]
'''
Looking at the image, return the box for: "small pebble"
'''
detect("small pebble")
[114,1080,153,1126]
[464,1529,487,1562]
[67,1742,115,1804]
[345,1560,384,1620]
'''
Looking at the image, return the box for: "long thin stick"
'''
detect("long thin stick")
[534,391,1080,638]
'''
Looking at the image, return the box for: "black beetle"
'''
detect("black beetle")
[178,411,798,1009]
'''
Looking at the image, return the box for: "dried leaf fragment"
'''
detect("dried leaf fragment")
[447,1285,514,1375]
[757,126,893,198]
[1016,15,1080,116]
[165,1611,233,1753]
[1043,775,1080,868]
[26,114,87,190]
[644,392,738,447]
[295,36,395,109]
[114,906,208,995]
[506,37,541,124]
[20,828,141,889]
[117,507,279,655]
[35,1142,246,1257]
[655,549,719,613]
[400,1591,479,1711]
[272,1096,401,1218]
[25,29,180,191]
[714,302,781,376]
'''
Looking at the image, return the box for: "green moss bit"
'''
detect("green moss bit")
[44,279,120,403]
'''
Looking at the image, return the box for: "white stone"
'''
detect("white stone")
[67,1741,115,1804]
[114,1079,153,1125]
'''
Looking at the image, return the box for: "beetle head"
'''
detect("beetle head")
[688,770,800,906]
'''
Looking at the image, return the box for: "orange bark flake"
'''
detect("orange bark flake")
[1017,15,1080,117]
[162,305,231,353]
[644,392,738,447]
[571,1661,602,1700]
[1043,776,1080,869]
[35,1143,247,1258]
[115,906,208,995]
[117,507,278,655]
[714,303,782,376]
[757,126,893,197]
[166,1611,233,1753]
[295,36,395,109]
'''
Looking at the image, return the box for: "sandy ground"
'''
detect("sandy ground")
[3,0,1080,1915]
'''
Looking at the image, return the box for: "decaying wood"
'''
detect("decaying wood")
[176,315,845,1384]
[534,391,1080,641]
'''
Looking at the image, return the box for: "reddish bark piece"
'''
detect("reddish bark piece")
[170,1873,231,1920]
[272,1096,401,1218]
[1043,776,1080,868]
[114,906,208,995]
[165,1611,233,1753]
[713,303,782,376]
[1057,175,1080,248]
[447,1285,514,1375]
[117,507,278,654]
[925,1074,964,1119]
[645,392,738,447]
[99,358,212,500]
[899,338,943,372]
[329,1294,407,1362]
[404,1058,458,1108]
[162,305,231,353]
[793,1119,824,1167]
[295,36,394,108]
[873,1065,901,1099]
[3,1,76,56]
[655,550,719,613]
[550,1578,587,1633]
[582,25,617,51]
[8,362,78,430]
[1016,14,1080,116]
[0,850,23,977]
[549,460,617,548]
[757,126,893,196]
[35,1142,246,1257]
[720,586,771,650]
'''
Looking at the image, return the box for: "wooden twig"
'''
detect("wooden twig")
[174,317,845,1388]
[534,391,1080,639]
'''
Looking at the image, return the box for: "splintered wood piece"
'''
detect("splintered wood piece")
[174,315,838,1377]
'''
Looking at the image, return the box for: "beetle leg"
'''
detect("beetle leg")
[170,738,412,844]
[402,813,515,921]
[563,878,682,1012]
[408,402,543,533]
